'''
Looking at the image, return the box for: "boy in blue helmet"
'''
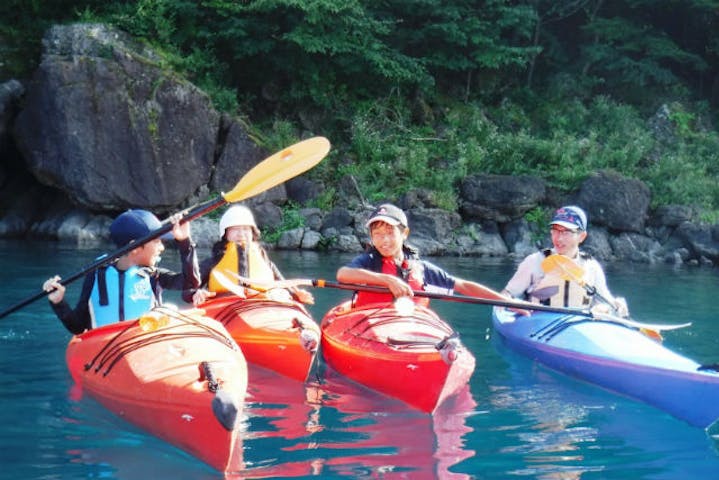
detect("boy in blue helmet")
[42,209,200,334]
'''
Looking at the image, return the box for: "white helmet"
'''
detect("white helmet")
[219,205,258,237]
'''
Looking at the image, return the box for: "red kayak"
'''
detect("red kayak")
[66,307,247,473]
[200,294,321,381]
[320,301,475,412]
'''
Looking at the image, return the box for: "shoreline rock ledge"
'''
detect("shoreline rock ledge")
[0,24,717,267]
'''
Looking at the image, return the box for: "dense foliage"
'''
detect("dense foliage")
[2,0,719,217]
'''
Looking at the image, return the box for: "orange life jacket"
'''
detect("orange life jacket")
[207,241,275,293]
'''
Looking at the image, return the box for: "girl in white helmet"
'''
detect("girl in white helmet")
[191,204,314,305]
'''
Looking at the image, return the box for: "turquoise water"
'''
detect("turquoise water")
[1,240,718,479]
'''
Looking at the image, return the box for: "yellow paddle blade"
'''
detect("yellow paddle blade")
[223,137,331,203]
[640,327,664,342]
[541,254,586,284]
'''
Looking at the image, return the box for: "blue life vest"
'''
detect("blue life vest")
[89,265,156,328]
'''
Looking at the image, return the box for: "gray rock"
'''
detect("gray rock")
[675,222,719,264]
[460,174,546,222]
[500,218,539,256]
[56,211,110,244]
[14,23,220,211]
[646,225,674,244]
[321,227,339,239]
[582,227,613,261]
[301,230,323,250]
[407,208,462,240]
[0,212,30,237]
[609,233,661,263]
[188,217,221,249]
[335,174,370,209]
[286,177,324,205]
[83,215,114,242]
[322,207,354,231]
[330,234,363,253]
[277,227,304,249]
[651,204,694,227]
[648,104,677,145]
[399,188,442,209]
[576,170,651,233]
[299,208,323,231]
[337,226,356,236]
[211,116,267,194]
[410,238,448,256]
[351,209,376,236]
[655,226,692,261]
[253,202,283,231]
[664,250,687,265]
[453,223,509,256]
[0,79,24,144]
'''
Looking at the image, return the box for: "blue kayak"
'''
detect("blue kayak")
[492,308,719,429]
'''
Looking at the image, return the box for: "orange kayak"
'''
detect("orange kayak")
[200,294,320,381]
[65,307,247,473]
[320,301,475,413]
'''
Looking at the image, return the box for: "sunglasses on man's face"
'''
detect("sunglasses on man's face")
[550,226,579,236]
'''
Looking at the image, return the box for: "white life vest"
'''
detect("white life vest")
[527,252,593,308]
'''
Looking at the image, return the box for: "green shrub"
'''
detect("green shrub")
[262,203,305,244]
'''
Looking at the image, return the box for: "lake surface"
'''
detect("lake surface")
[1,240,718,479]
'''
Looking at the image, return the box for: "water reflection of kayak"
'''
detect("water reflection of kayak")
[240,364,477,479]
[486,345,719,479]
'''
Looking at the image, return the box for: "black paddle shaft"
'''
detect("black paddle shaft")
[312,280,592,316]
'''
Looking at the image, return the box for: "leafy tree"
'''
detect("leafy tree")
[522,0,593,89]
[369,0,538,97]
[559,0,713,104]
[580,16,706,98]
[0,0,107,76]
[105,1,541,112]
[110,1,429,112]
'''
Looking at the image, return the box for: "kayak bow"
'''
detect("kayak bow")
[321,301,475,413]
[200,293,320,382]
[66,307,247,472]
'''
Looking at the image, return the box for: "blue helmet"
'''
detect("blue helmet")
[109,209,164,247]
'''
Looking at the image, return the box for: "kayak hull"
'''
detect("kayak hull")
[200,295,320,381]
[492,308,719,428]
[66,308,247,472]
[321,301,475,413]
